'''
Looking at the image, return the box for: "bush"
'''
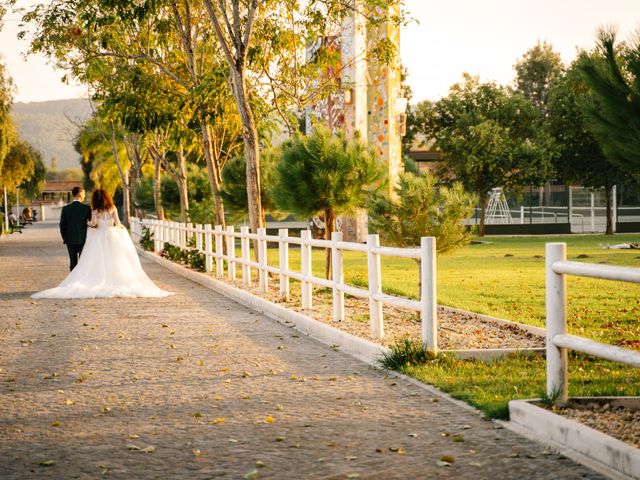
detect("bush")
[368,172,475,253]
[140,227,154,251]
[162,241,205,272]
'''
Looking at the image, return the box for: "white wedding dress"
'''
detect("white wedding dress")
[32,208,173,299]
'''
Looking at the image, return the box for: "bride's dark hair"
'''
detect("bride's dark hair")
[91,189,115,211]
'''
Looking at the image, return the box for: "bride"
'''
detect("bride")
[33,189,172,299]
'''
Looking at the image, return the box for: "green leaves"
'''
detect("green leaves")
[368,171,475,252]
[273,124,384,219]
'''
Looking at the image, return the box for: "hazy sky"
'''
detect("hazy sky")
[0,0,639,103]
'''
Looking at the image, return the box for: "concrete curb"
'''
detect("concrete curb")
[509,398,640,480]
[138,249,388,365]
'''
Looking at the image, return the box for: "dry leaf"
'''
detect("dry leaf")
[141,446,155,453]
[128,434,139,439]
[192,449,201,457]
[39,460,56,467]
[210,417,225,424]
[264,416,275,424]
[244,469,260,480]
[50,421,60,427]
[126,443,141,450]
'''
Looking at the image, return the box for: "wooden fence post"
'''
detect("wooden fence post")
[279,229,289,301]
[204,224,213,273]
[546,242,568,403]
[227,226,236,281]
[258,227,268,294]
[367,234,383,339]
[301,230,313,309]
[214,225,223,277]
[421,237,437,353]
[241,226,251,286]
[331,231,344,322]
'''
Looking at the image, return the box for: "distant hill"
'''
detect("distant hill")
[11,98,92,170]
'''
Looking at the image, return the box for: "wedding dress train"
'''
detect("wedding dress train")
[32,209,172,299]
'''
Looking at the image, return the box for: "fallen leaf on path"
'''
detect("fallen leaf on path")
[192,449,201,457]
[140,446,155,453]
[39,460,55,467]
[210,418,225,424]
[244,469,260,479]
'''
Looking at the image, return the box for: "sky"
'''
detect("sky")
[0,0,639,104]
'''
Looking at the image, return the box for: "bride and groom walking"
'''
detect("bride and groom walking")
[32,187,172,299]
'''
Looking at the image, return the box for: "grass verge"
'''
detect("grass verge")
[387,349,640,419]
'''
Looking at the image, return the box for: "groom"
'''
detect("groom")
[60,186,92,271]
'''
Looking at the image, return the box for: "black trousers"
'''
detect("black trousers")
[66,243,84,271]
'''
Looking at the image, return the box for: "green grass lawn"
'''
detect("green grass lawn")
[402,351,640,419]
[259,233,640,418]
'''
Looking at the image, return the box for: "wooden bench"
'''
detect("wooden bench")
[9,217,23,233]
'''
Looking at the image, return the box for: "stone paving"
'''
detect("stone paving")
[0,222,604,479]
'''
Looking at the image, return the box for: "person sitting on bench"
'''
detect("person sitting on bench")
[9,212,22,233]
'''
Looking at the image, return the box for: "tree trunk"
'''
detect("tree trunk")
[478,190,488,237]
[324,208,335,279]
[153,156,164,220]
[230,67,263,235]
[176,144,190,222]
[200,123,226,228]
[110,124,130,227]
[605,184,613,235]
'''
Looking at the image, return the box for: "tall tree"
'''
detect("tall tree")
[273,125,383,277]
[220,149,282,224]
[202,0,405,237]
[421,74,553,235]
[0,140,36,190]
[514,40,564,116]
[578,27,640,175]
[21,145,46,200]
[547,59,623,234]
[0,62,14,179]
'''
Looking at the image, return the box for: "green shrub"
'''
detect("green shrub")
[140,227,154,251]
[378,338,435,370]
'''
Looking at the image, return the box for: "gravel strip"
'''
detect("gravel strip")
[555,405,639,449]
[220,273,545,350]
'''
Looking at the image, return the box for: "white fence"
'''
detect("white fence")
[131,217,439,353]
[545,243,640,403]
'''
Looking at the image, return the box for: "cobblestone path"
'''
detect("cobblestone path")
[0,222,603,479]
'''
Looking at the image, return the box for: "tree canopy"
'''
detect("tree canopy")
[578,27,640,176]
[420,74,553,235]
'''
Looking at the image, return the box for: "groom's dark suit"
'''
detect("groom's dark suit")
[60,200,92,271]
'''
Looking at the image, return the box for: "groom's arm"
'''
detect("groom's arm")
[59,207,68,244]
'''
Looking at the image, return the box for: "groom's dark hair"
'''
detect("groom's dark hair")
[72,186,84,197]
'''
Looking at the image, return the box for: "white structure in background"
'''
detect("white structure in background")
[485,188,512,224]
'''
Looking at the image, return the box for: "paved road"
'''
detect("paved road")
[0,222,603,479]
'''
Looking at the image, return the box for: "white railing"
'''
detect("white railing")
[545,242,640,403]
[131,217,439,353]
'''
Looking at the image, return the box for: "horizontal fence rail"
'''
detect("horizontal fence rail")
[131,218,439,353]
[545,242,640,403]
